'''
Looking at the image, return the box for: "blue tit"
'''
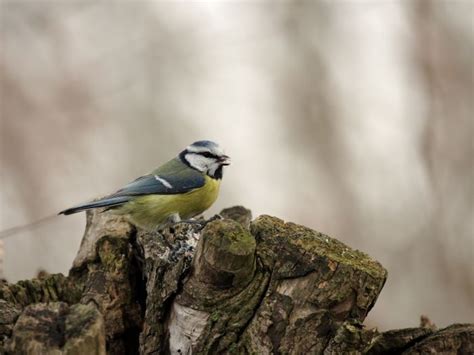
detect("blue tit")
[59,140,230,231]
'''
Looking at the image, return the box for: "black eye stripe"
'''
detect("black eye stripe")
[199,152,218,159]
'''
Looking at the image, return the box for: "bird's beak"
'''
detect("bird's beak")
[219,155,231,166]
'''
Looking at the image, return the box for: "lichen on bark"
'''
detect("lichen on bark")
[0,206,472,354]
[6,302,105,354]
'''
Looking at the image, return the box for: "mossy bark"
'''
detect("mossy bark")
[7,302,105,354]
[0,206,472,354]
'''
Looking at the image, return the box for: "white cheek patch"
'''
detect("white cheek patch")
[186,154,212,172]
[154,175,173,189]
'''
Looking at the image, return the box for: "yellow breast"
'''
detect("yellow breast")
[117,176,221,230]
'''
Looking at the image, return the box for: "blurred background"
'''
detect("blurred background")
[0,1,472,330]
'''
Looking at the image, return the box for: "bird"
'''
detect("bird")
[59,140,230,231]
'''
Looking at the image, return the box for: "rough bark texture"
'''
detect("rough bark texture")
[0,206,472,354]
[8,302,105,354]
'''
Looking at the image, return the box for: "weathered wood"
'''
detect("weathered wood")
[168,219,261,354]
[0,206,472,354]
[0,273,81,307]
[7,302,105,354]
[219,206,252,230]
[402,324,474,354]
[137,223,199,354]
[366,326,434,354]
[0,299,21,349]
[237,216,387,354]
[69,212,143,354]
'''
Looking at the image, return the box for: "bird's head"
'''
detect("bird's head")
[179,140,230,179]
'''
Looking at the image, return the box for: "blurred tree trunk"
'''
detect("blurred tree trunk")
[0,207,472,354]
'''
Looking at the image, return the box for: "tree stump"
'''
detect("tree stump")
[0,206,472,354]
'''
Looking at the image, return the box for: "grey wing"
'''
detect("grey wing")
[111,170,205,197]
[59,173,200,216]
[59,158,205,215]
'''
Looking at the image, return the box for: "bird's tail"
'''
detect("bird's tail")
[59,196,130,215]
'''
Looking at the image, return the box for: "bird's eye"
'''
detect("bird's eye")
[201,152,217,159]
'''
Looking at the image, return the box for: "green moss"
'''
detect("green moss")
[227,343,238,353]
[210,311,221,322]
[0,274,82,307]
[204,220,256,256]
[190,266,270,353]
[251,215,387,280]
[96,236,130,273]
[65,304,100,340]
